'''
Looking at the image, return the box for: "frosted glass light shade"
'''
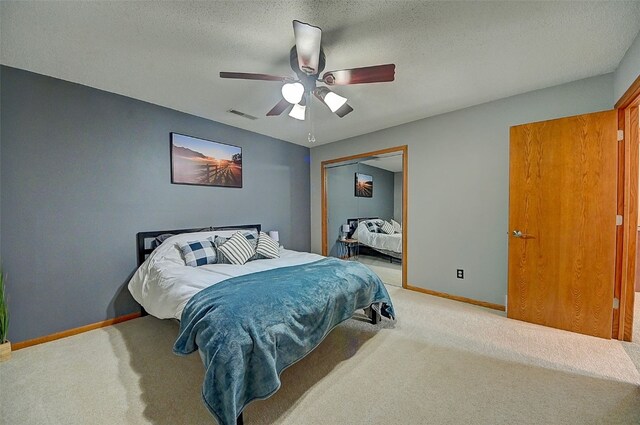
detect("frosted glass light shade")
[324,91,348,112]
[281,82,304,104]
[289,103,306,120]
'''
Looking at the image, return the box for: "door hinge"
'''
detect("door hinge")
[617,130,624,141]
[616,215,623,226]
[613,298,620,309]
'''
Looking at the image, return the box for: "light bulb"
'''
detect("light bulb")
[324,91,348,112]
[281,82,304,104]
[289,103,306,120]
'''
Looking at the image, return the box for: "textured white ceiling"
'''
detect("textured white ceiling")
[1,1,639,146]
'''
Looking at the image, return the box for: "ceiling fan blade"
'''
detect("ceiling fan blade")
[322,64,396,85]
[313,88,353,118]
[220,72,291,82]
[266,98,291,116]
[293,20,322,75]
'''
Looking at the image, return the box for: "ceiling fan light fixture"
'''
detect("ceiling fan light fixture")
[289,103,306,120]
[281,82,305,104]
[323,91,348,113]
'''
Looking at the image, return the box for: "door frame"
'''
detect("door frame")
[614,74,640,341]
[321,145,408,288]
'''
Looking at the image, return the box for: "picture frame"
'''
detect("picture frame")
[170,132,242,188]
[355,172,373,198]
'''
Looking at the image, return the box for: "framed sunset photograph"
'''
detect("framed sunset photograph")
[355,172,373,198]
[170,133,242,188]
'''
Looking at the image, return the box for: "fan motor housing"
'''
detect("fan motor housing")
[290,46,325,92]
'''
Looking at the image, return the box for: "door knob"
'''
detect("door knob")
[512,230,534,239]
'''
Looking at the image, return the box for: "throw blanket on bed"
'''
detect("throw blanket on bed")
[173,257,394,425]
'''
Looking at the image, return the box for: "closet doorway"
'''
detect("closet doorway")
[321,146,407,288]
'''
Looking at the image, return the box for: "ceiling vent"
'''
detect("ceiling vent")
[228,109,258,120]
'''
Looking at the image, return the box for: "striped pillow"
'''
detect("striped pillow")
[213,230,260,263]
[178,240,217,267]
[380,221,395,235]
[256,232,280,259]
[216,231,256,265]
[212,236,232,264]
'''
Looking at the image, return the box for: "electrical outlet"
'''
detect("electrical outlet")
[457,269,464,279]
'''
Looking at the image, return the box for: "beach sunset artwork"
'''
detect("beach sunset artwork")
[171,133,242,188]
[355,172,373,198]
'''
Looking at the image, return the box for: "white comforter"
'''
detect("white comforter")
[356,222,402,253]
[128,231,323,320]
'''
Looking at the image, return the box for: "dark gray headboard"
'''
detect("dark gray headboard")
[136,224,261,266]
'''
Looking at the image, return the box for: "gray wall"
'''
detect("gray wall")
[614,29,640,102]
[0,66,311,342]
[393,172,402,223]
[311,74,614,307]
[326,163,394,256]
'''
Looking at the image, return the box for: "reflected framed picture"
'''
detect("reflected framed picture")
[355,172,373,198]
[170,132,242,188]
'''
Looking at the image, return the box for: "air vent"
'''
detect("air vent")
[228,109,258,120]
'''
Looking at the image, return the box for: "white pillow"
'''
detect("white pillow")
[391,219,402,234]
[216,232,256,265]
[380,221,395,235]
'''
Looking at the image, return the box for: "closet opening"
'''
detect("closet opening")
[321,146,407,288]
[615,82,640,341]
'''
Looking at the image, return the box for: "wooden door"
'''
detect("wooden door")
[508,110,618,338]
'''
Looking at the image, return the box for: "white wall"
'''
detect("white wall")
[310,74,614,306]
[614,29,640,102]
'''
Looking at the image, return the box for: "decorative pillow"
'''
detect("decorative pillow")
[212,236,231,264]
[380,221,395,235]
[391,219,402,234]
[213,230,260,263]
[152,233,175,249]
[178,239,217,267]
[256,232,280,259]
[242,230,259,250]
[364,221,380,233]
[216,231,256,265]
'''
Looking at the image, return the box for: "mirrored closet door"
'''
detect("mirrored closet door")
[323,149,405,287]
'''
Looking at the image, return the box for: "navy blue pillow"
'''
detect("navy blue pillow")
[365,221,380,233]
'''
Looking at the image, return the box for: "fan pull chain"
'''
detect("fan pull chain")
[307,95,316,143]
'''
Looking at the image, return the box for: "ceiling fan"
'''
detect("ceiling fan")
[220,20,396,122]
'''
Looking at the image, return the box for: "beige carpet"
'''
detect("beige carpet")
[357,255,403,287]
[1,286,639,425]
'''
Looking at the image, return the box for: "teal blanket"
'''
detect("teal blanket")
[173,258,394,425]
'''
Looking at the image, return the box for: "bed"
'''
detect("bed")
[347,218,403,262]
[128,224,394,425]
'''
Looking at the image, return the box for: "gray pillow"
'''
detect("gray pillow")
[152,233,175,249]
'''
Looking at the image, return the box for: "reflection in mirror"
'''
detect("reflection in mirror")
[325,152,403,287]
